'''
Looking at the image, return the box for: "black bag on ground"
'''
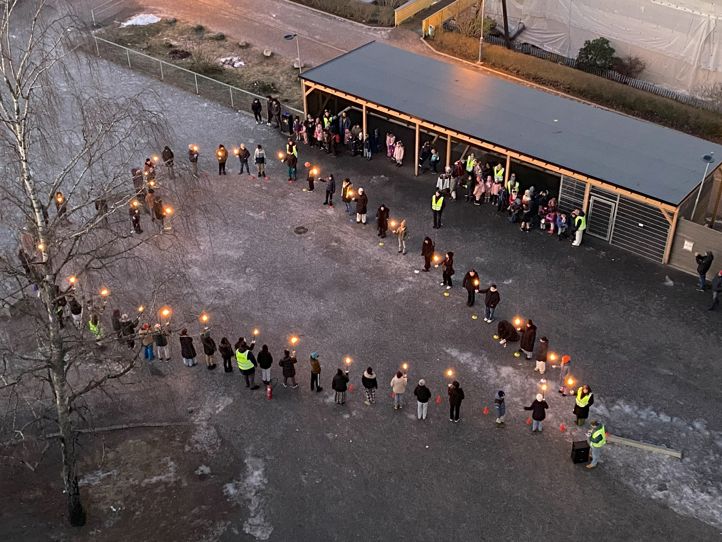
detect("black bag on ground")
[571,440,590,463]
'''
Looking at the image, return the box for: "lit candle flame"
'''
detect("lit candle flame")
[310,168,318,176]
[389,220,397,228]
[567,377,574,386]
[37,243,45,252]
[164,206,173,215]
[68,275,77,285]
[160,307,171,318]
[473,279,480,287]
[541,384,548,391]
[344,356,352,365]
[152,155,159,162]
[200,313,209,323]
[193,145,198,151]
[131,200,139,208]
[253,328,260,336]
[137,305,144,313]
[401,362,408,371]
[290,336,299,345]
[99,287,110,297]
[233,148,239,156]
[514,317,522,327]
[56,194,64,203]
[277,151,285,160]
[446,369,454,378]
[550,353,557,361]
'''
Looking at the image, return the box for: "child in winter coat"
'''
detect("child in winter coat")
[393,141,405,166]
[386,132,396,159]
[494,390,506,425]
[524,393,549,432]
[362,367,378,405]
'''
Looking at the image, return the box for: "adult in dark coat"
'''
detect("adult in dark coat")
[534,336,549,374]
[332,368,350,405]
[497,320,519,346]
[421,237,435,272]
[448,380,465,422]
[355,187,368,224]
[441,252,454,289]
[120,314,137,349]
[361,367,378,405]
[573,385,594,425]
[479,284,500,322]
[251,98,263,124]
[376,204,390,238]
[323,174,336,206]
[695,251,714,291]
[462,269,480,306]
[519,320,537,359]
[219,337,234,373]
[256,345,273,384]
[279,350,298,388]
[179,329,197,367]
[710,270,722,310]
[200,329,217,369]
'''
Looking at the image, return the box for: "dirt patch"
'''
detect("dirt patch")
[95,18,301,110]
[0,427,238,541]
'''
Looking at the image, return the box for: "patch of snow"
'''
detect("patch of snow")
[141,457,179,486]
[79,469,117,487]
[224,452,273,540]
[195,464,212,476]
[187,395,233,454]
[120,14,160,27]
[219,56,246,69]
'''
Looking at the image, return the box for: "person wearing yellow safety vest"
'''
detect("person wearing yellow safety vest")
[505,172,519,194]
[464,154,477,201]
[432,190,445,229]
[235,337,260,390]
[88,314,102,344]
[586,420,607,469]
[571,209,587,247]
[573,384,594,426]
[493,162,505,184]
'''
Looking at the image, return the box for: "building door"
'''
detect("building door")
[587,196,616,241]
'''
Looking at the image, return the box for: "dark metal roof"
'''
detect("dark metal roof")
[301,42,722,206]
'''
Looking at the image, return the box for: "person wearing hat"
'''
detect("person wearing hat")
[355,187,368,224]
[153,322,171,361]
[524,393,549,432]
[361,367,378,405]
[587,420,607,469]
[309,352,323,392]
[414,379,431,420]
[493,390,506,426]
[558,355,572,394]
[709,270,722,311]
[200,327,217,370]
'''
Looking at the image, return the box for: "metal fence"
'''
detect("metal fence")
[481,34,721,113]
[90,34,304,117]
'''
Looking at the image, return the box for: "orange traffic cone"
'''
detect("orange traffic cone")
[435,395,442,405]
[526,417,532,425]
[348,384,355,392]
[482,406,489,415]
[559,423,566,432]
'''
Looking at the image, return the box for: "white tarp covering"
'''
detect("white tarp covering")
[483,0,722,95]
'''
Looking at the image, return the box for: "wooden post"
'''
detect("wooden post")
[446,134,452,169]
[414,123,420,177]
[662,208,680,264]
[582,182,591,213]
[362,103,367,139]
[302,80,308,117]
[504,154,511,184]
[709,172,722,229]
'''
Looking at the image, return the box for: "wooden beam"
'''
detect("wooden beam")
[662,208,680,264]
[582,182,591,213]
[414,122,420,177]
[362,103,367,141]
[504,154,511,184]
[446,135,452,169]
[302,81,678,213]
[659,206,672,225]
[302,80,308,117]
[608,434,682,459]
[710,173,722,229]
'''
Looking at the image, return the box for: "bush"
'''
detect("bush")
[208,32,226,41]
[612,55,646,79]
[193,24,205,35]
[576,37,615,70]
[430,31,722,142]
[187,46,221,75]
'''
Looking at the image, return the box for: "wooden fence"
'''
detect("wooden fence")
[395,0,438,26]
[422,0,478,36]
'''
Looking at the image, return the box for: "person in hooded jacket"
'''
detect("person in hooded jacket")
[279,349,298,388]
[695,251,714,291]
[414,379,431,420]
[496,320,519,347]
[111,309,122,341]
[494,390,506,426]
[332,368,349,405]
[119,313,138,349]
[479,284,500,323]
[421,237,435,272]
[179,328,197,367]
[518,319,537,360]
[524,393,549,432]
[219,337,234,373]
[309,352,323,392]
[256,344,273,384]
[355,187,368,225]
[448,380,465,422]
[440,251,454,289]
[251,98,263,124]
[462,269,480,306]
[68,296,83,329]
[376,204,390,238]
[323,174,336,206]
[361,367,378,405]
[200,327,217,370]
[573,385,594,426]
[534,336,549,374]
[238,144,251,175]
[161,146,175,179]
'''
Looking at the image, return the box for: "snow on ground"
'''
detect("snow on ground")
[446,346,722,530]
[120,14,161,27]
[223,451,273,541]
[186,395,233,455]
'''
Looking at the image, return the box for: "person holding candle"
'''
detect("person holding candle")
[518,320,537,360]
[361,367,378,405]
[479,284,500,323]
[323,174,336,206]
[179,328,197,367]
[462,269,480,306]
[440,251,454,289]
[154,323,171,362]
[496,320,519,347]
[216,144,228,175]
[573,385,594,426]
[524,393,549,432]
[376,204,390,238]
[284,152,298,183]
[119,313,138,350]
[390,370,408,410]
[309,352,323,393]
[279,349,299,388]
[341,178,353,214]
[188,145,199,178]
[161,146,175,179]
[494,390,506,426]
[395,219,408,255]
[534,336,549,374]
[558,355,572,395]
[237,144,251,175]
[421,237,434,272]
[219,337,234,373]
[332,367,349,405]
[68,296,83,329]
[255,344,273,384]
[140,323,155,361]
[414,379,431,420]
[200,327,217,370]
[355,187,368,225]
[129,200,143,234]
[254,145,266,179]
[235,337,259,389]
[448,380,465,422]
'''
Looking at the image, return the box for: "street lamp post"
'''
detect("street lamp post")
[691,153,715,222]
[478,0,486,63]
[284,33,302,75]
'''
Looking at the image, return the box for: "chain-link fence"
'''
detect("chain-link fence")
[90,34,304,118]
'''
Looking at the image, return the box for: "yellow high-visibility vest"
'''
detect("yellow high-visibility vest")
[88,320,101,338]
[236,349,254,371]
[590,425,606,447]
[432,195,444,211]
[494,165,504,182]
[576,387,591,408]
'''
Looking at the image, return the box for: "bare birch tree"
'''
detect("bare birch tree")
[0,0,168,526]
